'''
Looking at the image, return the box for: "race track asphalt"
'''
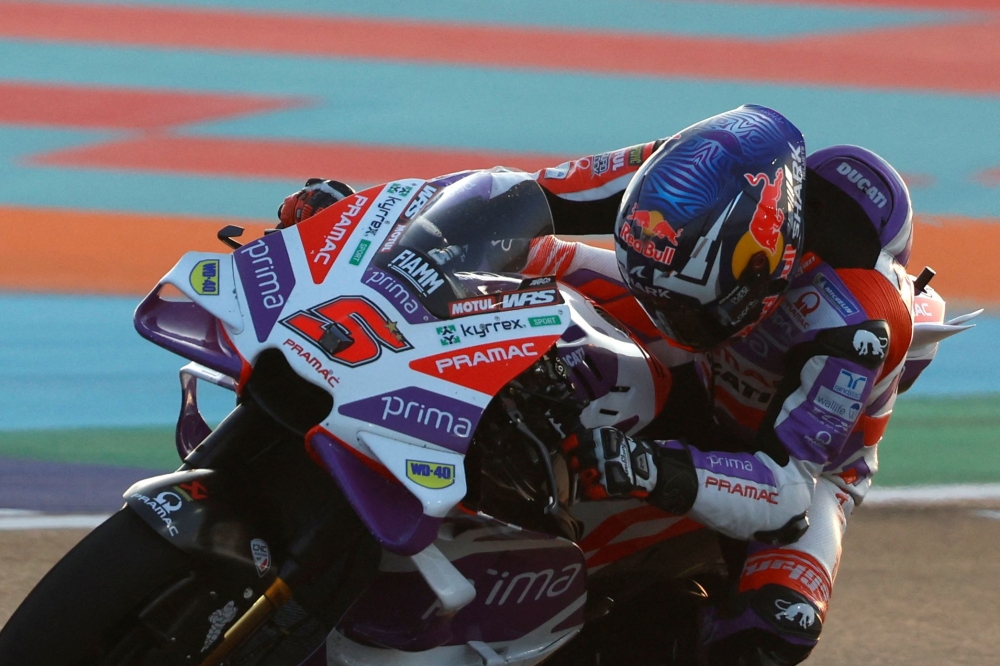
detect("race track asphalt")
[3,503,999,665]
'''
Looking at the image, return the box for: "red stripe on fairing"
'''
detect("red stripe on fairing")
[30,135,568,182]
[0,82,300,130]
[585,517,703,568]
[2,3,1000,93]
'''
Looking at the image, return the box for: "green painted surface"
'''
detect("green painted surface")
[0,427,177,471]
[874,393,1000,487]
[1,394,998,486]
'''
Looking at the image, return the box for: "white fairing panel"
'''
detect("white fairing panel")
[557,286,661,435]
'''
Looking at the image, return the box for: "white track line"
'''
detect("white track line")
[865,484,1000,506]
[0,511,110,531]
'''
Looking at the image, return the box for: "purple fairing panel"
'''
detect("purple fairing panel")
[361,266,437,324]
[559,343,620,404]
[339,516,586,650]
[337,386,483,454]
[807,144,912,267]
[176,371,215,458]
[307,430,440,556]
[135,292,243,379]
[233,234,297,342]
[687,448,778,488]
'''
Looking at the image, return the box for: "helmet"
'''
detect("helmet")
[805,145,912,267]
[614,105,806,352]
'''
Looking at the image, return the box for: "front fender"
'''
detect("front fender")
[124,468,276,582]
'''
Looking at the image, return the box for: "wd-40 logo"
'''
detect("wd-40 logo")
[297,187,379,284]
[281,295,411,367]
[388,249,445,297]
[409,336,560,394]
[406,460,456,489]
[448,288,562,317]
[190,259,220,296]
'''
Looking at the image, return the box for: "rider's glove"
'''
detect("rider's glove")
[277,178,356,228]
[563,428,699,514]
[562,427,659,500]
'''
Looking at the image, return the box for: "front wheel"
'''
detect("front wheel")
[0,508,343,665]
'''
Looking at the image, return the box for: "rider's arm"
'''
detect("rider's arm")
[530,140,664,235]
[684,266,914,539]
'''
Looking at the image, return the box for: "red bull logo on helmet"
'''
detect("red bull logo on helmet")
[626,203,682,246]
[745,169,785,254]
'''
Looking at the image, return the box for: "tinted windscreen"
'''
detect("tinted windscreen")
[371,170,555,317]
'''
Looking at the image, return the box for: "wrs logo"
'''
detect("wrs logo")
[448,288,562,317]
[281,295,412,367]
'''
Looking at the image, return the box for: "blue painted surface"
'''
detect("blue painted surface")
[0,294,237,430]
[2,42,1000,219]
[18,0,960,37]
[0,294,996,432]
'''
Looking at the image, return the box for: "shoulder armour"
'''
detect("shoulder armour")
[812,320,890,370]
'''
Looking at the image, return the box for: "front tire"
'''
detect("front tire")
[0,508,193,665]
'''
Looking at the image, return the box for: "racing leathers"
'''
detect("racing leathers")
[516,141,915,664]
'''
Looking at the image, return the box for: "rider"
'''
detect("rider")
[277,105,916,665]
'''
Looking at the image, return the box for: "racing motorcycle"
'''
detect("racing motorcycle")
[0,169,977,666]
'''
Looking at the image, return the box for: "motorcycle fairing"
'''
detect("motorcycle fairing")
[123,469,277,587]
[331,512,587,663]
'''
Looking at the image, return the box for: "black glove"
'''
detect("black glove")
[563,428,698,514]
[562,427,659,500]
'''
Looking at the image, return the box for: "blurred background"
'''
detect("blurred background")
[0,0,999,656]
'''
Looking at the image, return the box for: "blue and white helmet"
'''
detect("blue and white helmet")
[614,105,806,352]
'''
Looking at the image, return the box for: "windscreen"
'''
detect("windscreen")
[371,170,555,317]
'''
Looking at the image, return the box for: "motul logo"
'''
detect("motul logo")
[448,288,561,317]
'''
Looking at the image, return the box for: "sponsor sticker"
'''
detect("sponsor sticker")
[812,386,861,421]
[363,267,435,324]
[406,460,456,489]
[388,249,446,297]
[349,239,371,266]
[833,369,868,401]
[529,315,561,327]
[387,182,414,197]
[448,287,562,318]
[409,336,559,394]
[297,188,377,284]
[338,386,481,450]
[234,234,297,342]
[437,325,461,346]
[190,259,220,296]
[250,538,271,577]
[814,274,860,317]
